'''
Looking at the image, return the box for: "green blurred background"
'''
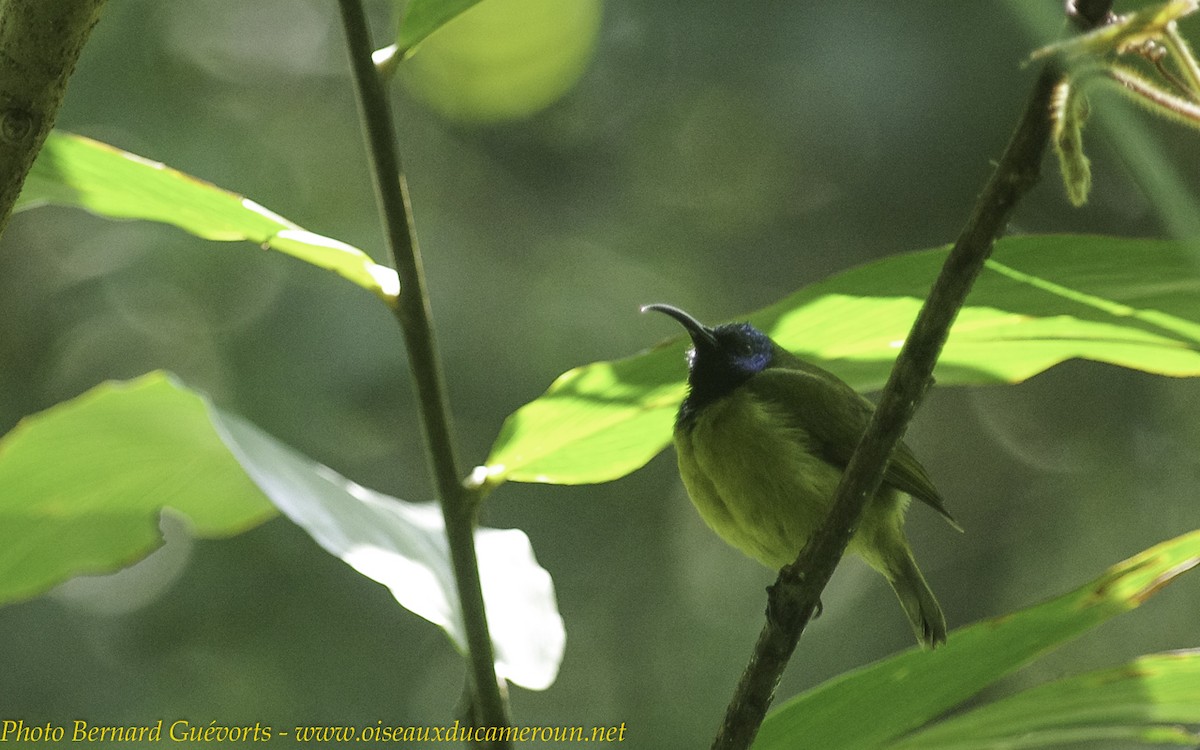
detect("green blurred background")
[2,1,1199,746]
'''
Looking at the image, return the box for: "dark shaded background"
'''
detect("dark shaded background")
[2,2,1199,747]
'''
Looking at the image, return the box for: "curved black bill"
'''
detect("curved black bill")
[641,303,718,348]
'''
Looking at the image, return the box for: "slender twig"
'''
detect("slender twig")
[1162,23,1200,95]
[1051,75,1093,206]
[1151,55,1196,101]
[1102,63,1200,126]
[336,0,512,740]
[0,0,107,241]
[709,2,1120,746]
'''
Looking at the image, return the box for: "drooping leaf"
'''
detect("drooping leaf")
[14,131,399,303]
[0,374,274,604]
[753,530,1200,749]
[481,235,1200,487]
[0,373,565,690]
[212,409,564,690]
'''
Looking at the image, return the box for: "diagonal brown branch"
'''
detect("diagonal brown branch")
[710,1,1117,746]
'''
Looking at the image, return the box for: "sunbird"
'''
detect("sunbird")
[644,303,959,647]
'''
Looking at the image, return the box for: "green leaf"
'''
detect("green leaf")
[0,374,564,689]
[892,651,1200,749]
[15,131,399,304]
[478,346,682,488]
[212,409,565,691]
[753,530,1200,750]
[398,0,602,123]
[396,0,485,55]
[481,235,1200,487]
[0,374,275,604]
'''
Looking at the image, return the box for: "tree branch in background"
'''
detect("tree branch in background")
[0,0,106,240]
[710,1,1117,747]
[336,0,512,741]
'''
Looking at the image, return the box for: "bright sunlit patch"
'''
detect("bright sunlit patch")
[274,228,362,255]
[368,264,401,300]
[467,465,490,488]
[373,43,398,67]
[466,463,508,490]
[214,410,564,689]
[121,150,168,172]
[241,198,300,229]
[342,544,454,628]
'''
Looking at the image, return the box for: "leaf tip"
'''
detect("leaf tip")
[1133,556,1200,605]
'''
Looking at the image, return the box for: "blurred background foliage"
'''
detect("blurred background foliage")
[1,1,1199,746]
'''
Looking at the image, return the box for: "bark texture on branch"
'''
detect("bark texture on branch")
[0,0,106,239]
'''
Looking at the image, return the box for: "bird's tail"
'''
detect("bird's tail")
[885,546,947,648]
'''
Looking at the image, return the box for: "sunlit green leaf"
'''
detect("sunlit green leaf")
[753,530,1200,749]
[399,0,602,123]
[0,374,275,604]
[482,235,1200,488]
[213,410,564,691]
[0,373,565,690]
[15,131,399,304]
[395,0,485,54]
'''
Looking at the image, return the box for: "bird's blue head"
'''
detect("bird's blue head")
[642,304,775,425]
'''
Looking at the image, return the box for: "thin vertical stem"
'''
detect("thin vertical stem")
[336,1,511,741]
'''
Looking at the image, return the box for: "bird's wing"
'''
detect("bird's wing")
[746,364,961,530]
[887,441,962,531]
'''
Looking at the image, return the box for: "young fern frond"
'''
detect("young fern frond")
[1036,0,1200,205]
[1050,77,1093,207]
